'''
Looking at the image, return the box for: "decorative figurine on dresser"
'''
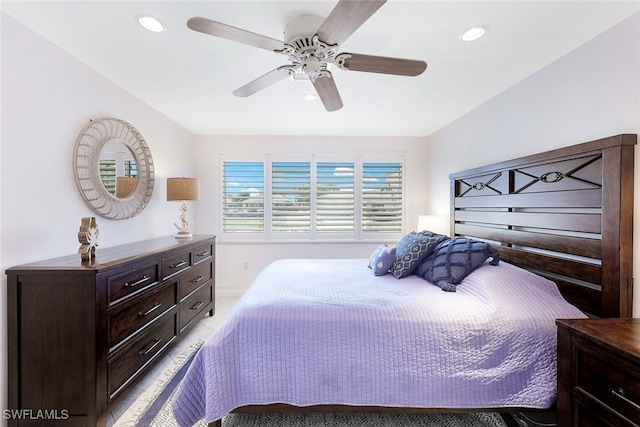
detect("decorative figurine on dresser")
[78,216,99,260]
[6,235,216,427]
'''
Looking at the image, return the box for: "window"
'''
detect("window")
[316,162,354,233]
[272,161,310,233]
[221,155,403,240]
[362,162,403,233]
[222,161,264,233]
[99,159,117,194]
[124,159,138,178]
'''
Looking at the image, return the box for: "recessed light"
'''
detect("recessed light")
[303,94,317,101]
[138,16,165,33]
[460,26,486,42]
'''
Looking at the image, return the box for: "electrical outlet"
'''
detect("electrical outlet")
[243,261,248,270]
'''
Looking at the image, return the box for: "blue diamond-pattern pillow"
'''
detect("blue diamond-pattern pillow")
[417,237,500,291]
[391,231,449,279]
[368,244,396,276]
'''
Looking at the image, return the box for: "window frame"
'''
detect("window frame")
[220,153,405,241]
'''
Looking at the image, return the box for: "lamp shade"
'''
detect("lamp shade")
[167,177,200,201]
[116,176,137,198]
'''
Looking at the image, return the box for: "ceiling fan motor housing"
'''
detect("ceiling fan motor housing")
[283,15,336,80]
[284,15,325,47]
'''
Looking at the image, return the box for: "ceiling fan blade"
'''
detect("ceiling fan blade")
[233,67,291,97]
[187,17,285,52]
[316,0,386,46]
[338,53,427,76]
[312,73,343,112]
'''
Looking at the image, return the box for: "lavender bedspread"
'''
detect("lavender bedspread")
[172,259,586,426]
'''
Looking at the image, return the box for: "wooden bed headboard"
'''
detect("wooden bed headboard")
[450,134,636,318]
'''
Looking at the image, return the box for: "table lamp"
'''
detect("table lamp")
[167,177,200,239]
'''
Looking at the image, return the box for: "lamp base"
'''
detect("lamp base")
[173,230,193,239]
[172,202,193,239]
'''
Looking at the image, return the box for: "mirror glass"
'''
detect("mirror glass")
[99,140,138,199]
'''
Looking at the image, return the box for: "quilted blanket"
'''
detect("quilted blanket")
[172,259,586,426]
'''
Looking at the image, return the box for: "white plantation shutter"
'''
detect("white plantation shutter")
[362,162,403,233]
[222,161,264,233]
[271,161,311,233]
[99,159,116,195]
[316,162,354,233]
[221,156,403,240]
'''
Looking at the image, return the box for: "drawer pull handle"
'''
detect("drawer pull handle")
[190,300,205,310]
[138,338,161,356]
[612,388,640,412]
[138,302,162,317]
[170,260,187,269]
[197,251,210,257]
[191,275,205,284]
[124,275,150,288]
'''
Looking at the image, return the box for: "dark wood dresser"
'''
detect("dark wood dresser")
[6,235,215,427]
[557,318,640,427]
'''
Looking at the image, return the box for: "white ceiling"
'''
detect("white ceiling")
[3,1,639,137]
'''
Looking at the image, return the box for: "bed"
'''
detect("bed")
[172,134,636,427]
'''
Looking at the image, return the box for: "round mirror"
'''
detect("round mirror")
[73,118,155,220]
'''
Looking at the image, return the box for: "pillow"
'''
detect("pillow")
[417,237,500,291]
[391,231,449,279]
[368,245,396,276]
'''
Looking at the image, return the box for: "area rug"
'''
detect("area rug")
[113,340,204,427]
[137,356,524,427]
[151,410,521,427]
[136,349,203,426]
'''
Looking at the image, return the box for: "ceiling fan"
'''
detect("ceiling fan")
[187,0,427,112]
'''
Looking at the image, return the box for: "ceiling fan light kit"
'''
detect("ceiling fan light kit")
[187,0,427,112]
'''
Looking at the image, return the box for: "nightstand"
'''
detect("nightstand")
[557,318,640,427]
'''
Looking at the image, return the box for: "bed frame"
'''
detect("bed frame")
[209,133,636,426]
[450,134,635,318]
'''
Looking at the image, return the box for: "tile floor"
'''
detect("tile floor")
[107,295,240,426]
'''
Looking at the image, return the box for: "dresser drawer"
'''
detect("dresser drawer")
[193,242,214,265]
[108,313,177,399]
[180,284,213,332]
[575,341,640,424]
[109,284,177,350]
[573,393,634,427]
[162,251,192,279]
[108,263,159,306]
[180,262,213,300]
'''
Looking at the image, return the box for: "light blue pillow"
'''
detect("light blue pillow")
[368,244,396,276]
[391,231,449,279]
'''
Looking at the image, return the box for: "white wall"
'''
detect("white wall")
[423,12,640,314]
[0,13,198,421]
[193,135,432,295]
